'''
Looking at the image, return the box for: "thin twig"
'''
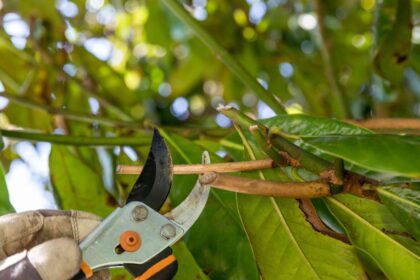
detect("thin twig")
[1,129,151,146]
[117,159,275,174]
[346,118,420,131]
[0,92,143,128]
[219,106,337,180]
[161,0,286,115]
[199,172,331,198]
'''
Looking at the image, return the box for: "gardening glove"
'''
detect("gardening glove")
[0,210,110,280]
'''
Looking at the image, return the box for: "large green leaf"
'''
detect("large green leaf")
[169,39,218,96]
[260,114,371,137]
[0,163,14,215]
[71,47,137,119]
[236,128,366,279]
[374,0,412,85]
[378,186,420,240]
[303,135,420,178]
[144,1,172,49]
[49,146,113,217]
[172,241,209,280]
[160,131,259,279]
[326,194,420,280]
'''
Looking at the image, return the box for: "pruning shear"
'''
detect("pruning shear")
[72,129,211,280]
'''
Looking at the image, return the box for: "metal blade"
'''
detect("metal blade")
[126,129,173,210]
[164,151,210,232]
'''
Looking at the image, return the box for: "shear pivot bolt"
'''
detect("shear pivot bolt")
[120,231,141,252]
[160,224,176,240]
[132,205,148,221]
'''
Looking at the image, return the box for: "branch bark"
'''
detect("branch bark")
[219,106,338,182]
[199,172,331,198]
[117,159,275,174]
[346,118,420,131]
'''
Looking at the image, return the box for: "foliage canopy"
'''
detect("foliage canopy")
[0,0,420,279]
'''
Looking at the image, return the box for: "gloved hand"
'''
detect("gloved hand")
[0,210,110,280]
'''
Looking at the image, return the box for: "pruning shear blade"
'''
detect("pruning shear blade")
[164,151,211,232]
[77,151,211,275]
[126,129,173,211]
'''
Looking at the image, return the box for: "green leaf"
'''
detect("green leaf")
[220,132,244,162]
[0,37,34,91]
[0,163,14,215]
[49,146,113,217]
[3,0,65,41]
[160,131,259,279]
[236,128,366,279]
[144,1,172,49]
[4,103,52,131]
[72,47,137,119]
[169,39,217,96]
[326,194,420,280]
[0,130,3,150]
[378,186,420,240]
[260,114,371,137]
[374,0,412,85]
[172,241,209,280]
[303,135,420,178]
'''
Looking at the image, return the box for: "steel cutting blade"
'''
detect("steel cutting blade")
[125,129,173,210]
[164,151,210,233]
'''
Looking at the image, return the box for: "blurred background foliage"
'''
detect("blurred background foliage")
[0,0,420,279]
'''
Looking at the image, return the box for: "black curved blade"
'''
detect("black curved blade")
[125,129,173,211]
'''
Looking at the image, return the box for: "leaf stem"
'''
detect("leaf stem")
[269,134,333,172]
[219,106,335,177]
[117,159,275,174]
[0,92,143,128]
[161,0,286,114]
[1,129,151,146]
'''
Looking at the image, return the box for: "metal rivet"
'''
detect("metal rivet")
[160,224,176,240]
[132,205,148,222]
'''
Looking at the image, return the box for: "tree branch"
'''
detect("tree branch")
[117,159,275,174]
[346,118,420,132]
[1,129,151,146]
[199,172,331,198]
[219,106,337,181]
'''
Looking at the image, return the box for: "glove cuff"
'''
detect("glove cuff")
[0,250,42,280]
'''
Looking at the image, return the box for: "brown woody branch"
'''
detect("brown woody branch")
[346,118,420,131]
[117,159,275,174]
[199,172,331,198]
